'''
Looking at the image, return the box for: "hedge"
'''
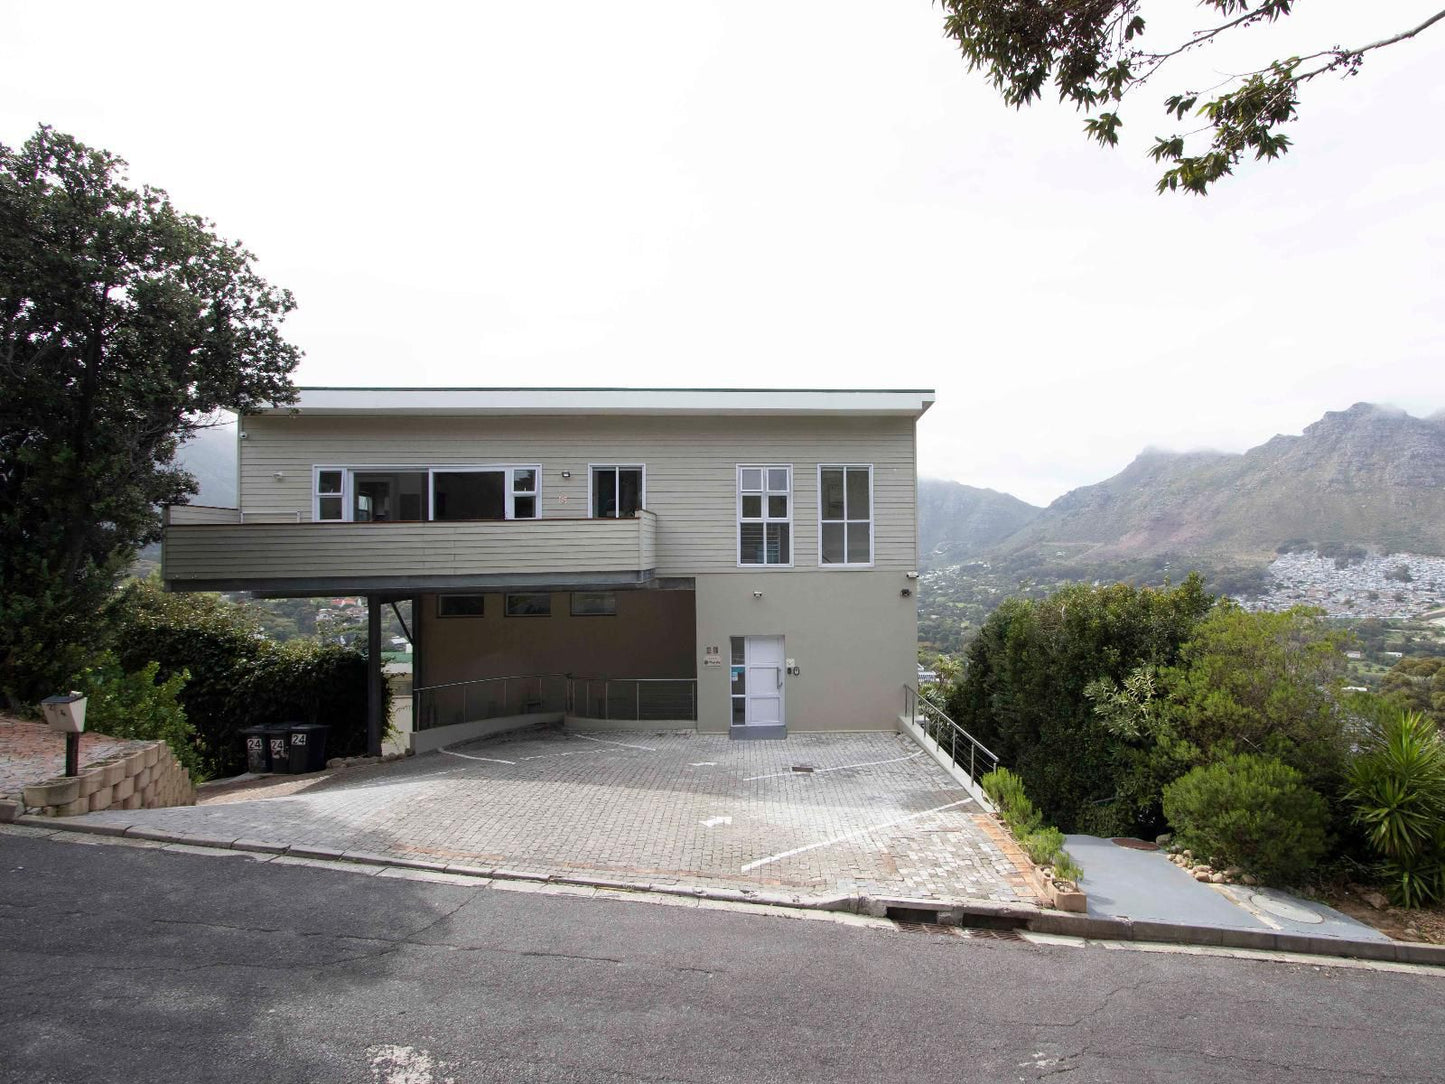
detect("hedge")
[108,581,387,779]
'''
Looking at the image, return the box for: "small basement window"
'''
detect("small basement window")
[505,592,552,617]
[571,591,617,616]
[437,595,485,618]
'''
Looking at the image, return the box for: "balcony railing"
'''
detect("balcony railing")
[902,684,998,790]
[414,673,697,732]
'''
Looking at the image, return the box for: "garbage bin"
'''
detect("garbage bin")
[288,723,331,774]
[240,726,269,774]
[266,723,295,774]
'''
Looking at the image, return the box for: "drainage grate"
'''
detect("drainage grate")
[791,765,814,774]
[887,905,941,924]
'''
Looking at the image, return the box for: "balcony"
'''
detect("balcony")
[161,507,658,595]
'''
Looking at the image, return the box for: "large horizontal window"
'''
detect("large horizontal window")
[738,465,791,566]
[819,465,872,566]
[311,466,541,523]
[505,592,552,617]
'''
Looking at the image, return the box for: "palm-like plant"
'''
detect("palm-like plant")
[1345,709,1445,907]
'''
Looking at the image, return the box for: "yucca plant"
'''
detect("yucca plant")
[1345,709,1445,908]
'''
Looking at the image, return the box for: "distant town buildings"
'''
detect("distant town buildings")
[1240,552,1445,619]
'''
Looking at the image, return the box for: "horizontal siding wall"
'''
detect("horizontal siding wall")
[239,413,918,575]
[165,518,649,581]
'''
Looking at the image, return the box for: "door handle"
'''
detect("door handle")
[776,670,783,690]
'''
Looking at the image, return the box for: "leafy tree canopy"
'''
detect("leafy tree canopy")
[0,126,300,705]
[939,1,1445,193]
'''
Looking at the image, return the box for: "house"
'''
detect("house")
[161,387,934,753]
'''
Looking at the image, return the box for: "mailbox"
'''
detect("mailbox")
[40,692,87,733]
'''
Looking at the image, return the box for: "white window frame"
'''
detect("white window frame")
[313,467,350,522]
[587,464,646,519]
[310,464,542,522]
[817,464,874,569]
[736,464,793,568]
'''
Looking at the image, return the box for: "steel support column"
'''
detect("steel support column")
[367,594,383,757]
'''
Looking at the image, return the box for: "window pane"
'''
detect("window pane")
[766,523,790,564]
[846,469,870,519]
[513,495,536,519]
[438,595,485,617]
[619,469,642,515]
[730,636,745,665]
[821,469,844,519]
[317,471,342,494]
[513,469,536,492]
[741,494,762,519]
[318,496,343,521]
[505,592,552,616]
[592,468,617,517]
[739,522,764,564]
[847,522,871,563]
[767,494,788,519]
[767,468,788,492]
[731,696,746,725]
[821,522,845,564]
[571,592,617,616]
[741,468,762,491]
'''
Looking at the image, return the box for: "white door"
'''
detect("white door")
[743,636,784,727]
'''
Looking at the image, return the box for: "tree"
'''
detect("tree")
[944,574,1215,833]
[0,127,300,706]
[938,2,1445,193]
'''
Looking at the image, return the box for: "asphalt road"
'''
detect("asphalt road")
[2,832,1443,1084]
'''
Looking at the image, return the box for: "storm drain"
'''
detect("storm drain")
[791,765,814,774]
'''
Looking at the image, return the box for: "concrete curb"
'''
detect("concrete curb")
[19,815,1445,967]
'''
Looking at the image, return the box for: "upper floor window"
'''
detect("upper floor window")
[819,465,872,566]
[738,465,791,566]
[312,466,540,522]
[315,470,344,521]
[591,466,643,518]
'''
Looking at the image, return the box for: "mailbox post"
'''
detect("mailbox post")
[40,692,87,778]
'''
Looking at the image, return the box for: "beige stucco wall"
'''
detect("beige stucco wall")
[238,413,917,576]
[693,570,916,734]
[418,588,696,685]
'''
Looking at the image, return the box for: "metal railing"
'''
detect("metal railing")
[415,674,568,731]
[902,684,999,787]
[414,673,698,731]
[568,677,697,722]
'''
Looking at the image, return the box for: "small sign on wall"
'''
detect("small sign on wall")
[703,644,722,667]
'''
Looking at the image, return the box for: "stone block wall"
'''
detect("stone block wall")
[20,740,196,817]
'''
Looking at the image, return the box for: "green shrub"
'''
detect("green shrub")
[981,767,1042,834]
[1053,850,1083,883]
[1345,709,1445,907]
[78,654,203,779]
[1021,826,1065,866]
[1162,754,1329,885]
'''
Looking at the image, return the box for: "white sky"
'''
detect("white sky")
[4,1,1441,506]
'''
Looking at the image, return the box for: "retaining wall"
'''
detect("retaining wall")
[20,741,196,817]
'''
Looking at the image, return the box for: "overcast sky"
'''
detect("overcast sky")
[5,1,1442,505]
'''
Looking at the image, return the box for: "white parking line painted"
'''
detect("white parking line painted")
[439,747,516,765]
[743,750,925,782]
[740,799,972,872]
[572,732,657,752]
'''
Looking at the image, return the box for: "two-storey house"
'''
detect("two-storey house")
[161,388,934,754]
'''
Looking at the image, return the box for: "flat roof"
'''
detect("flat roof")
[263,387,935,417]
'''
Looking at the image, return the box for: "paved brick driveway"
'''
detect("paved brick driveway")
[67,727,1035,903]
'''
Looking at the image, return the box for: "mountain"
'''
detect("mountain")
[176,423,238,506]
[991,403,1445,562]
[918,479,1042,565]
